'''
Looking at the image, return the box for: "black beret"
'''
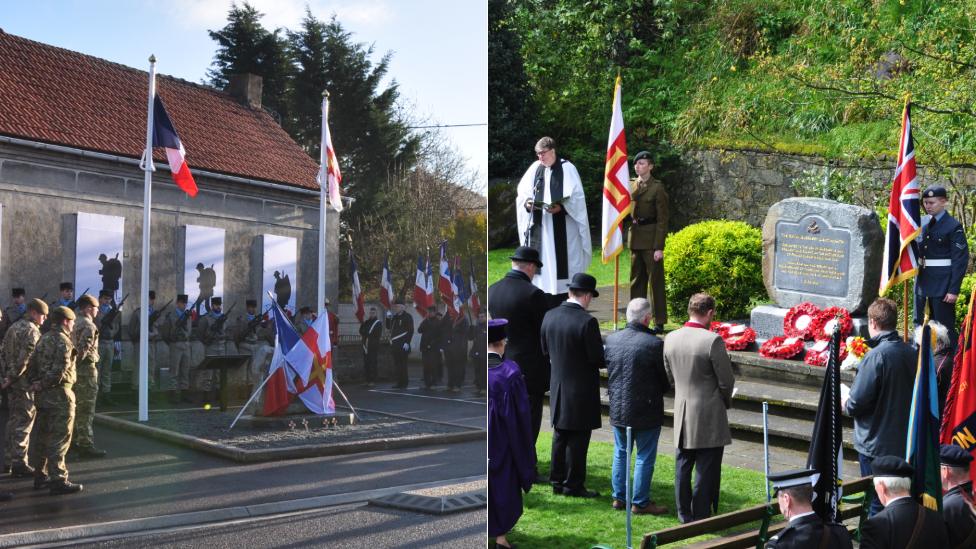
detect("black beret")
[633,150,653,163]
[246,299,257,307]
[923,186,947,199]
[488,318,508,343]
[11,288,25,297]
[940,444,973,468]
[60,282,74,291]
[211,297,222,305]
[871,455,914,478]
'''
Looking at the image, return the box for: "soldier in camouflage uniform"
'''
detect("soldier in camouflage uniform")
[96,290,121,401]
[0,287,27,342]
[28,306,83,495]
[70,294,105,458]
[1,298,47,477]
[194,296,228,397]
[161,294,193,403]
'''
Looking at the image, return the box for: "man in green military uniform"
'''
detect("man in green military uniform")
[96,290,122,403]
[1,298,47,477]
[28,306,83,495]
[628,150,669,334]
[70,294,105,458]
[161,294,192,403]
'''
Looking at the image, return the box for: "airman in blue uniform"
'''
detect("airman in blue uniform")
[915,185,969,346]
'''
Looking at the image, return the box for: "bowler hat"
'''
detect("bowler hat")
[940,444,973,468]
[568,273,599,297]
[509,246,543,268]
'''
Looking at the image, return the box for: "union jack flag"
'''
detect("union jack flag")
[880,101,921,294]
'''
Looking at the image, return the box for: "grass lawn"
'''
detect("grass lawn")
[488,247,632,288]
[503,431,767,548]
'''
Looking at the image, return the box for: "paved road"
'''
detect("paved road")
[0,371,486,545]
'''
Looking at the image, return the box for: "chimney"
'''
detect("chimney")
[227,73,263,109]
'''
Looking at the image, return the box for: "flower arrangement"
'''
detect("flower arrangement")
[759,335,805,359]
[840,336,869,370]
[803,339,849,367]
[809,307,853,341]
[710,322,756,351]
[783,302,820,340]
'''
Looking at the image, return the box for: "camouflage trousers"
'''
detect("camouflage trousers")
[72,363,98,449]
[30,385,75,483]
[4,386,35,467]
[97,340,115,393]
[169,341,191,391]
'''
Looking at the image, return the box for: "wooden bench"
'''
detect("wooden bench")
[639,476,873,549]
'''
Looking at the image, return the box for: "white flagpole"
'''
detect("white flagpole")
[317,91,329,318]
[138,55,156,422]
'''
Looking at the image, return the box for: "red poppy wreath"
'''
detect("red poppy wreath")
[759,335,805,359]
[783,302,820,340]
[809,307,853,341]
[803,339,849,367]
[711,323,756,351]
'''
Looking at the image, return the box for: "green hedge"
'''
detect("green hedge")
[664,220,765,320]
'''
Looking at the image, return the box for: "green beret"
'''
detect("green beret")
[52,305,75,321]
[76,295,98,309]
[27,298,48,315]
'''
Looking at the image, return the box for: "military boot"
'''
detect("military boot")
[33,474,50,490]
[49,480,83,495]
[76,446,107,458]
[10,462,34,478]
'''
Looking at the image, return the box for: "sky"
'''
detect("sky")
[1,0,487,192]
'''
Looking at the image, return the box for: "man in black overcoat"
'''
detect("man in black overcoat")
[940,444,976,548]
[859,456,949,549]
[487,247,562,460]
[764,469,852,548]
[540,273,604,498]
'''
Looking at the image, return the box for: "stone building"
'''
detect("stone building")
[0,30,339,389]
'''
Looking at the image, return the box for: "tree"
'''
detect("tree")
[488,0,538,177]
[287,11,421,221]
[207,2,292,122]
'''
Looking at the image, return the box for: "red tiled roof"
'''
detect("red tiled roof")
[0,30,319,191]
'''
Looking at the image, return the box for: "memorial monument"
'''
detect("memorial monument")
[751,197,884,341]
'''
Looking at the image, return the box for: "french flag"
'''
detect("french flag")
[380,255,395,310]
[468,257,481,317]
[424,256,435,311]
[350,251,365,323]
[451,256,465,319]
[438,242,456,317]
[413,254,428,317]
[152,96,198,197]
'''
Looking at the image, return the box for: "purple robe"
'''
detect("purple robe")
[488,354,536,537]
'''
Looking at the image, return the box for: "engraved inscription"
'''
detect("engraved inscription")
[774,216,850,297]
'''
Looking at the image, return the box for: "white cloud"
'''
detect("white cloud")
[161,0,393,31]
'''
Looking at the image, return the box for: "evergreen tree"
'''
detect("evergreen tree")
[207,2,292,122]
[287,10,420,219]
[488,0,537,178]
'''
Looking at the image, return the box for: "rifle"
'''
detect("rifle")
[245,304,273,333]
[148,299,173,329]
[68,288,90,310]
[100,293,129,330]
[207,303,236,341]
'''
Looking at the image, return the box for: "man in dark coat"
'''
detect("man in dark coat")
[359,307,383,386]
[605,297,670,515]
[417,306,443,388]
[470,311,487,396]
[446,313,470,392]
[541,273,604,498]
[915,185,969,348]
[488,246,561,470]
[765,469,853,549]
[488,319,534,549]
[385,300,414,389]
[940,444,976,548]
[842,298,917,516]
[859,456,949,548]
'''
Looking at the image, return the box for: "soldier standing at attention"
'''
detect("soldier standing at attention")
[916,185,970,348]
[96,290,121,404]
[359,307,383,387]
[1,298,47,477]
[70,294,104,458]
[41,282,75,334]
[195,296,227,400]
[128,291,162,397]
[161,294,192,404]
[628,151,669,334]
[233,299,263,393]
[386,299,414,389]
[0,288,27,341]
[28,306,83,495]
[418,306,443,389]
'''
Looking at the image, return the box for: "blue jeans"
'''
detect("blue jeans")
[858,452,883,517]
[612,425,662,508]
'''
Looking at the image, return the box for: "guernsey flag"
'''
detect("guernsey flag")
[601,75,632,263]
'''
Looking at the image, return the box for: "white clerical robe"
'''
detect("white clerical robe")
[515,159,591,294]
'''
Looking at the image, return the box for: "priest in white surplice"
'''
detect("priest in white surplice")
[516,136,591,295]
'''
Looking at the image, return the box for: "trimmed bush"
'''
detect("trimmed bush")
[664,220,765,320]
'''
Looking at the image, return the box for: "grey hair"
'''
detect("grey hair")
[535,136,556,153]
[914,320,951,353]
[626,298,652,324]
[873,476,911,495]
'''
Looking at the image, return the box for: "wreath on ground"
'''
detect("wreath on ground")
[711,322,756,351]
[783,302,820,340]
[759,336,805,359]
[810,307,854,341]
[803,340,850,367]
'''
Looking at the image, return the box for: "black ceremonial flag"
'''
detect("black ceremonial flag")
[806,323,843,523]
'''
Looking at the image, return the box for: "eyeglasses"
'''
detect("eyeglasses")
[535,149,552,157]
